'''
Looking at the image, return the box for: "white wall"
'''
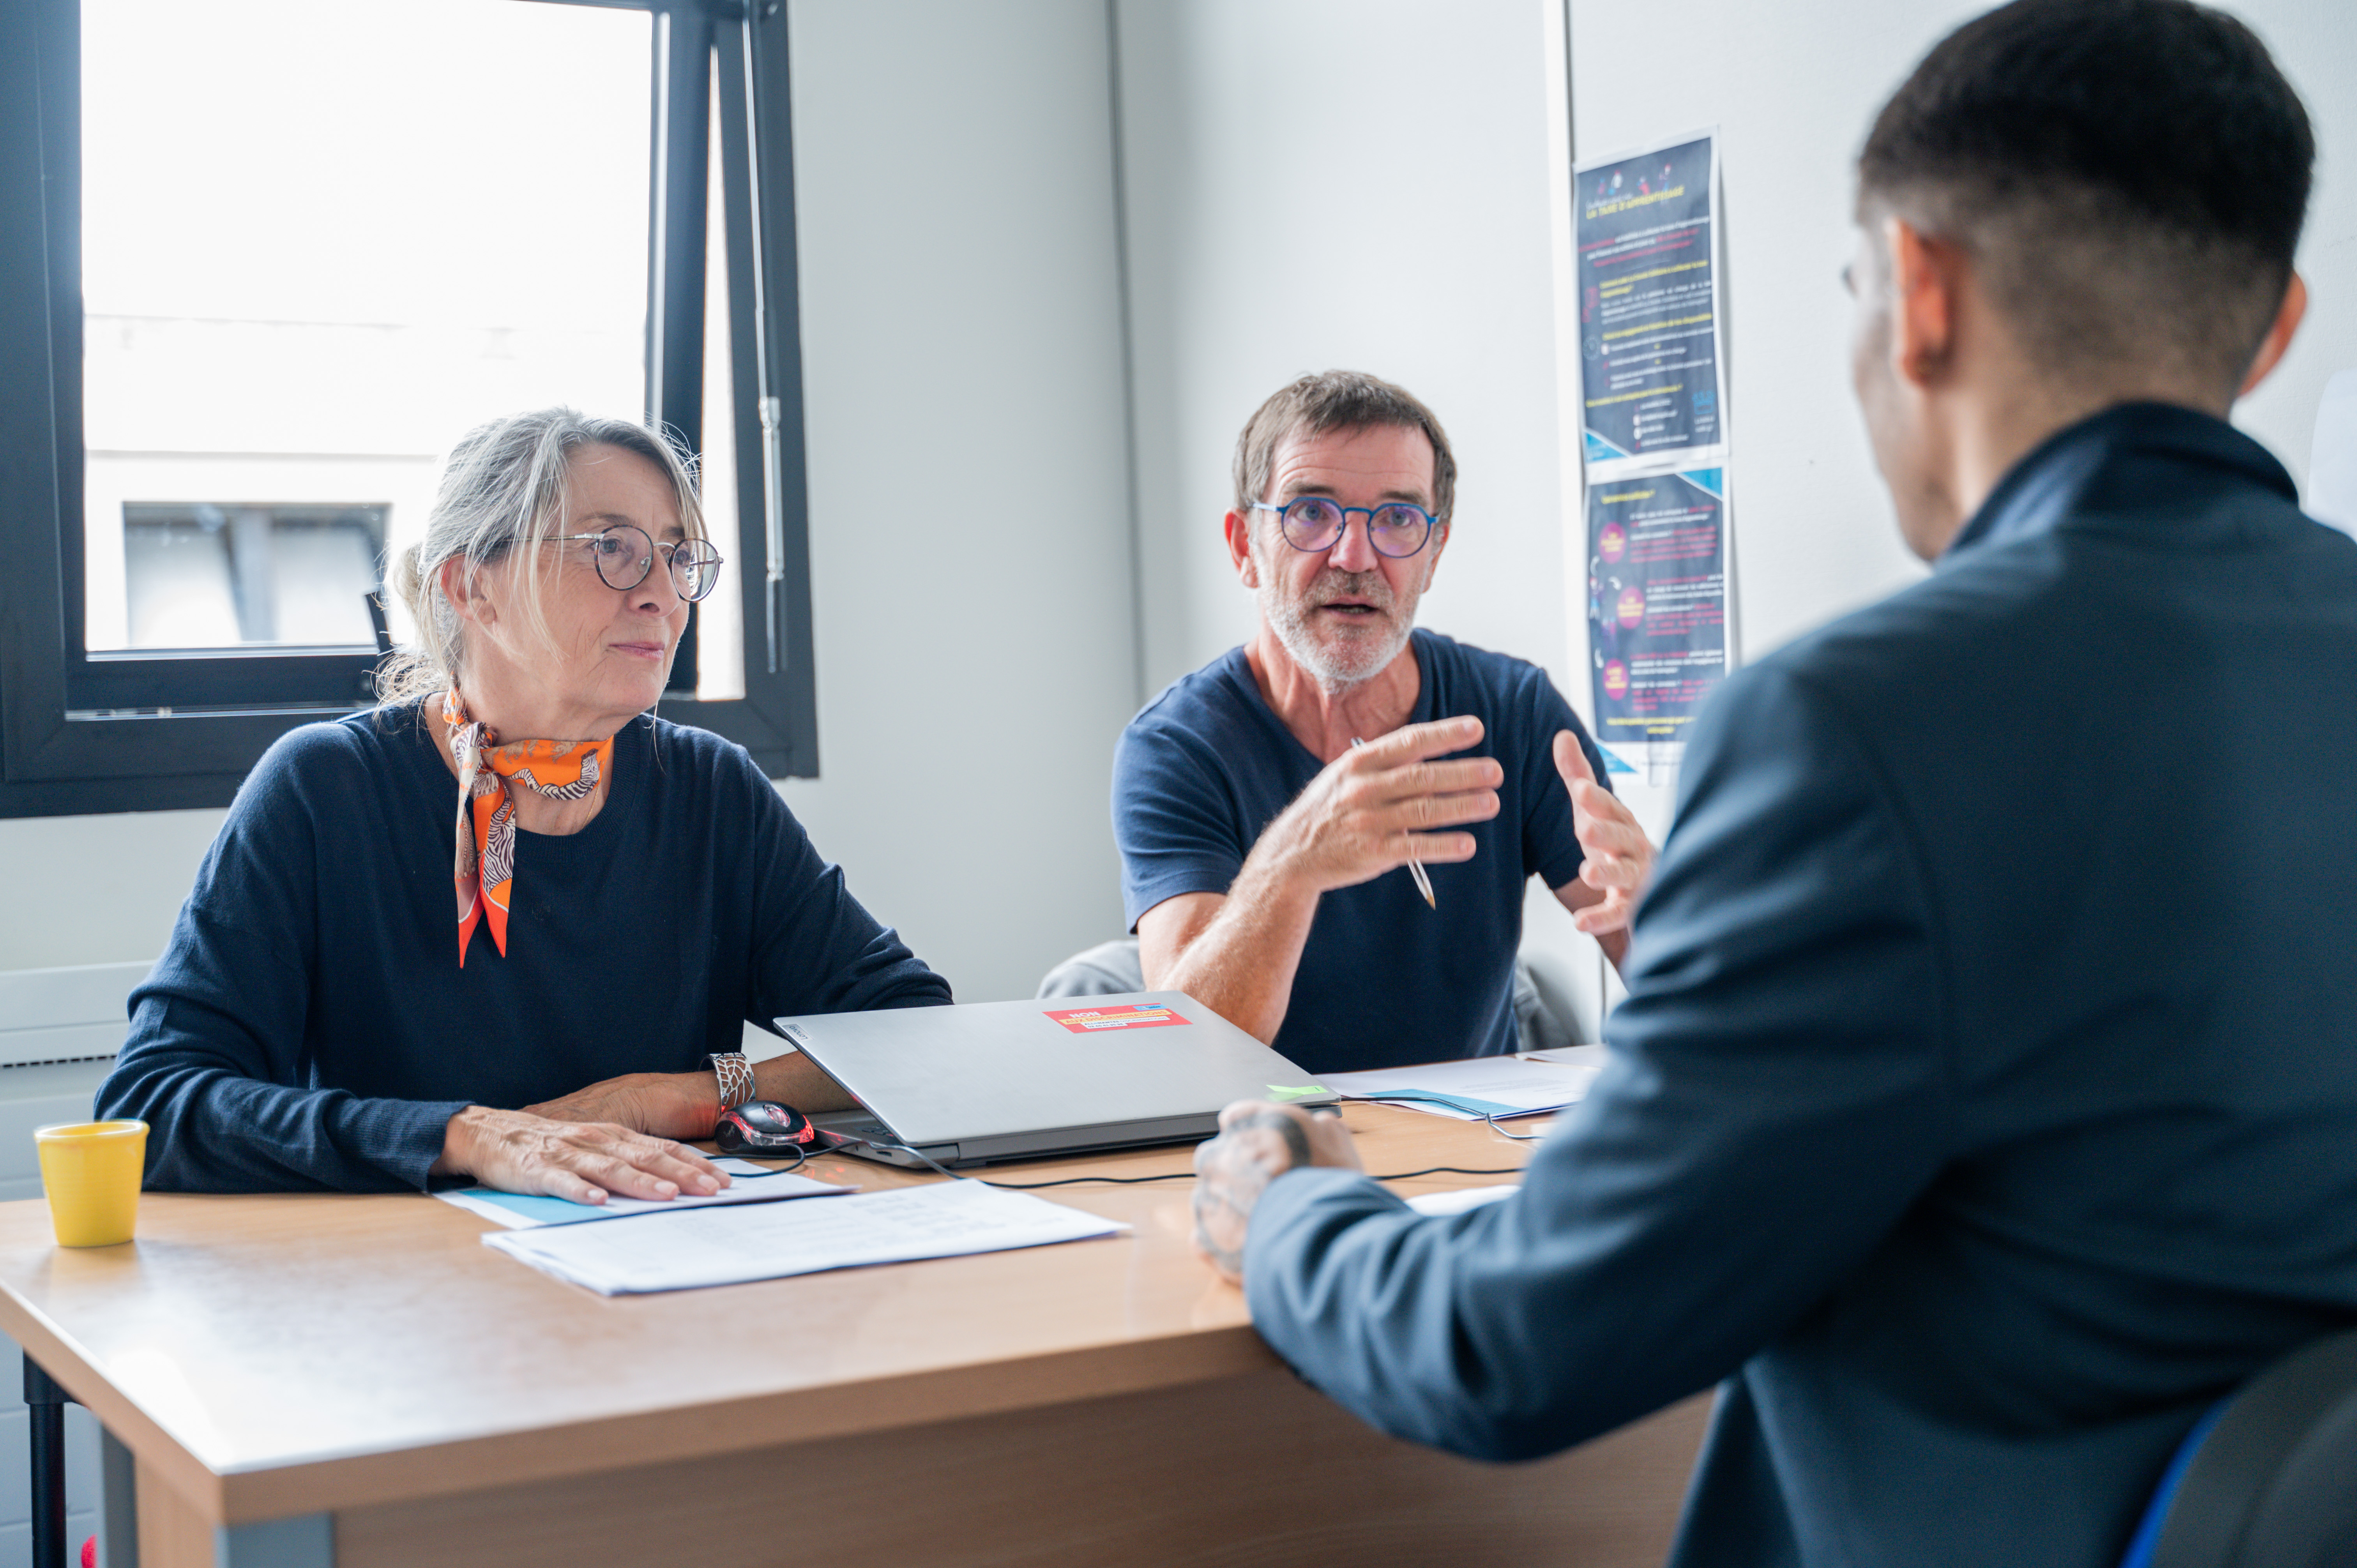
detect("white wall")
[774,0,1138,1001]
[0,810,223,971]
[1117,0,1580,698]
[1569,0,2357,666]
[2221,3,2357,502]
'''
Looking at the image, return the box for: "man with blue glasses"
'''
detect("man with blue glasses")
[1111,370,1654,1073]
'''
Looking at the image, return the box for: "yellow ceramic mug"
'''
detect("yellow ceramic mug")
[35,1121,148,1247]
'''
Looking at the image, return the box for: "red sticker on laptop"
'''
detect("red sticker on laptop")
[1044,1004,1191,1033]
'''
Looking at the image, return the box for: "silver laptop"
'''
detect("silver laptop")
[769,992,1337,1168]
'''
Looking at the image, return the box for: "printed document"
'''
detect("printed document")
[483,1178,1127,1294]
[437,1158,852,1229]
[1320,1049,1604,1121]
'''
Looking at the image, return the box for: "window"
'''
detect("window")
[0,0,817,816]
[119,503,389,650]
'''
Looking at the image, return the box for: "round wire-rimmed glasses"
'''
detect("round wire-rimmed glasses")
[1251,496,1439,558]
[555,523,726,602]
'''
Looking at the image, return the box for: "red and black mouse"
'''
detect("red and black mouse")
[713,1100,819,1155]
[713,1101,862,1158]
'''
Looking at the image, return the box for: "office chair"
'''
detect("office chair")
[1034,937,1148,998]
[2123,1324,2357,1568]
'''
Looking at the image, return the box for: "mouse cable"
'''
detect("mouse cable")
[1481,1115,1549,1142]
[1350,1097,1551,1144]
[814,1135,1524,1189]
[807,1096,1547,1187]
[1363,1165,1524,1181]
[975,1163,1529,1188]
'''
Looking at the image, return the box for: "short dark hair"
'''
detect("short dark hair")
[1858,0,2313,395]
[1233,371,1457,525]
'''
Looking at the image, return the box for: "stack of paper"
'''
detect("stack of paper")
[1320,1049,1604,1122]
[484,1178,1128,1295]
[436,1158,853,1229]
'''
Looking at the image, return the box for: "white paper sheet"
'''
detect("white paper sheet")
[482,1178,1128,1294]
[1321,1051,1604,1121]
[1406,1184,1520,1217]
[436,1158,852,1229]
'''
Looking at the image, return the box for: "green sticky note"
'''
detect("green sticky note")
[1266,1085,1327,1101]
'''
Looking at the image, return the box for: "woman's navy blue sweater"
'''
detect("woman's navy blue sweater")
[99,703,951,1192]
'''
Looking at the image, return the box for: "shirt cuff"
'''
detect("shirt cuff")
[1244,1166,1407,1272]
[390,1099,474,1192]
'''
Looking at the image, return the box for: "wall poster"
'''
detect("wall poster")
[1573,129,1733,770]
[1574,131,1726,473]
[1586,466,1727,755]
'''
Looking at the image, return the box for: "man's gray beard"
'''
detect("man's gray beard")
[1257,558,1415,692]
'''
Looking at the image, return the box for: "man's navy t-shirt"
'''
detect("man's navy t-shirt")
[1112,630,1607,1074]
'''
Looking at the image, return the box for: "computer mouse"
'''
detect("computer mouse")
[713,1100,819,1154]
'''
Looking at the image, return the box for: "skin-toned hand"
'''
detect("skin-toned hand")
[522,1070,722,1142]
[1141,717,1504,1045]
[1553,731,1656,936]
[1191,1101,1364,1284]
[1261,715,1502,892]
[431,1105,730,1206]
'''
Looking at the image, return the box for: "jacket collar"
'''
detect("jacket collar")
[1939,401,2299,567]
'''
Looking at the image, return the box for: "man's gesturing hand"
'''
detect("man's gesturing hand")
[1259,715,1502,894]
[434,1106,729,1205]
[1554,731,1656,935]
[1192,1101,1363,1283]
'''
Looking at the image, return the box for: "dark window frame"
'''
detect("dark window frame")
[0,0,816,818]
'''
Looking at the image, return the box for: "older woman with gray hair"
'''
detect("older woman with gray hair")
[100,409,950,1199]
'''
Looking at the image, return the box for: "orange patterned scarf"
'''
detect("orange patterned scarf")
[442,689,615,966]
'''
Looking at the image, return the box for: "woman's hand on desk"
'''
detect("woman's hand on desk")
[433,1106,728,1205]
[521,1071,723,1141]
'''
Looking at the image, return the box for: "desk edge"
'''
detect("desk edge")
[3,1290,1280,1525]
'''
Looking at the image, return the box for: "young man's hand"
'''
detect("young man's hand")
[1191,1102,1364,1283]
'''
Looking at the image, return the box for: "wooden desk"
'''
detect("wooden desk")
[0,1106,1707,1568]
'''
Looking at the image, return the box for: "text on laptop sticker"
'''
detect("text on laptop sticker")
[1044,1005,1191,1033]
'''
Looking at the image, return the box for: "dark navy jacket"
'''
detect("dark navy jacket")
[1244,404,2357,1567]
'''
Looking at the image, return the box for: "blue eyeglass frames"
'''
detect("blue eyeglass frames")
[1251,496,1440,558]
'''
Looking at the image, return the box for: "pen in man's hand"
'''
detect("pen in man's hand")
[1351,736,1438,909]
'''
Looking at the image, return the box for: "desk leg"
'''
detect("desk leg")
[215,1517,332,1568]
[133,1461,331,1568]
[23,1355,72,1568]
[100,1430,138,1568]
